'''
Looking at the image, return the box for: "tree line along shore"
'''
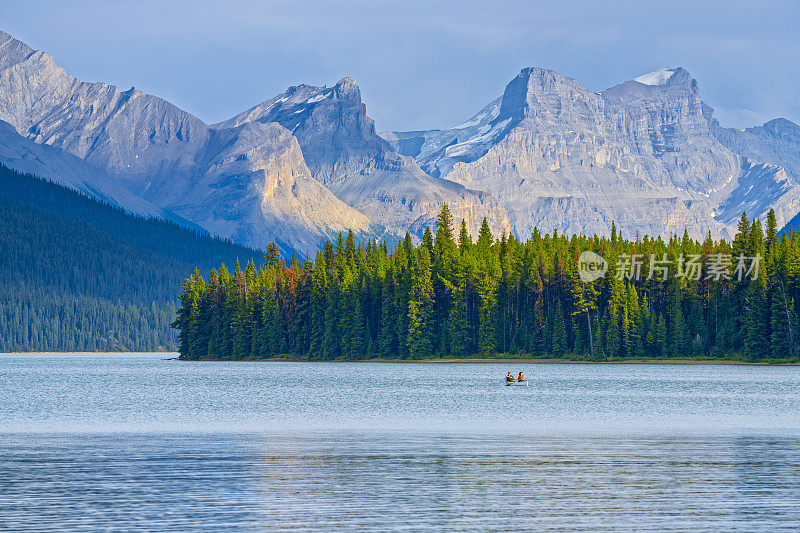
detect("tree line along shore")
[173,205,800,363]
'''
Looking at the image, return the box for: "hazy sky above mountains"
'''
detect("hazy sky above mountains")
[2,0,797,131]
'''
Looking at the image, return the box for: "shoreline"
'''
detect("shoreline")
[188,356,800,365]
[3,352,798,365]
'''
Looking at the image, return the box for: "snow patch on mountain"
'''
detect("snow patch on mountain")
[635,67,680,86]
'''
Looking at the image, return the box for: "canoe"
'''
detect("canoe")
[505,380,529,387]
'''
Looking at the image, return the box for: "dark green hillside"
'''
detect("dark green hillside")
[0,164,262,351]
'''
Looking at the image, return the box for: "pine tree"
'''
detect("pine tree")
[458,219,471,253]
[433,204,458,353]
[552,299,567,355]
[624,284,642,357]
[744,219,770,359]
[766,209,778,257]
[669,299,685,358]
[422,226,434,260]
[231,260,251,359]
[308,252,327,358]
[770,291,795,359]
[655,314,667,358]
[477,218,493,253]
[604,277,625,357]
[264,243,281,270]
[407,247,435,359]
[476,270,497,356]
[745,276,769,359]
[733,212,751,257]
[448,261,470,357]
[570,245,598,357]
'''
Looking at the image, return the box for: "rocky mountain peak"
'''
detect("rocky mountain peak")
[498,67,592,123]
[333,76,360,99]
[389,64,800,241]
[757,118,800,141]
[0,30,35,71]
[0,29,384,251]
[386,67,606,180]
[216,76,389,187]
[655,67,698,95]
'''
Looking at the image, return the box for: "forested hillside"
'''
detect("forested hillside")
[174,205,800,362]
[0,164,261,351]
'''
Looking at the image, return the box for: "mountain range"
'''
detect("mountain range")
[383,67,800,240]
[1,29,799,249]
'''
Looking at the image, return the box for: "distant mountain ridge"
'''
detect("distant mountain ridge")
[0,30,382,253]
[1,29,799,247]
[382,66,800,240]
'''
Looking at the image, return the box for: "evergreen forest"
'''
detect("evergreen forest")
[0,164,261,351]
[174,204,800,362]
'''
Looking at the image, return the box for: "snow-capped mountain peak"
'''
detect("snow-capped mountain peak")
[386,66,800,241]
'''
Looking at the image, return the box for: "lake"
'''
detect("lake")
[1,354,799,530]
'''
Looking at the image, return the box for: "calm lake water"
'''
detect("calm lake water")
[1,354,800,530]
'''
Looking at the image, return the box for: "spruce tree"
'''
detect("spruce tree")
[448,261,470,357]
[265,242,281,270]
[552,299,567,355]
[766,209,778,257]
[477,218,493,253]
[422,226,434,259]
[407,247,435,359]
[458,219,471,253]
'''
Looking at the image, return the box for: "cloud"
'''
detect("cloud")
[0,0,797,131]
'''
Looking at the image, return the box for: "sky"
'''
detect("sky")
[1,0,798,132]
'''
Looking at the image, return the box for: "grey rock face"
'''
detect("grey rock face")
[0,42,209,196]
[0,30,34,71]
[0,119,183,223]
[330,150,509,239]
[707,109,800,181]
[179,121,377,253]
[391,66,800,239]
[713,161,800,235]
[217,77,511,239]
[0,31,377,251]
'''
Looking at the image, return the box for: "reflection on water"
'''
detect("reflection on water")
[2,433,800,531]
[1,354,800,530]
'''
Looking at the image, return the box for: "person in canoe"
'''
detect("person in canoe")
[506,372,516,383]
[517,372,526,382]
